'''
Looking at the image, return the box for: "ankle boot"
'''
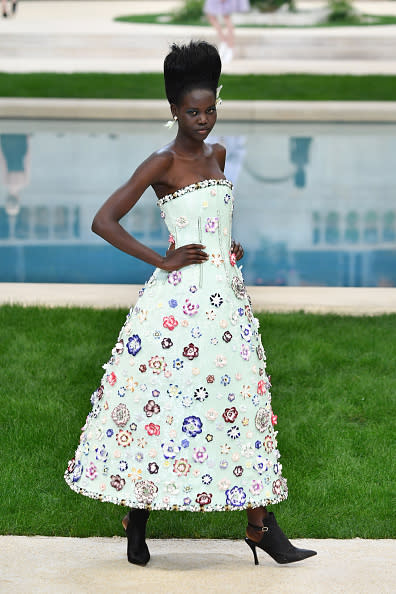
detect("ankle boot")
[124,508,150,566]
[245,512,317,565]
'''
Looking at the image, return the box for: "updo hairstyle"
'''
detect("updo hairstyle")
[164,41,222,106]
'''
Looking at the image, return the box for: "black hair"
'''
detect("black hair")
[164,41,221,105]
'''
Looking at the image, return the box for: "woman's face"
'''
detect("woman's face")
[173,88,217,141]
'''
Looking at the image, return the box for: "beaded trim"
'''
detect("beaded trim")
[64,471,288,512]
[157,179,233,207]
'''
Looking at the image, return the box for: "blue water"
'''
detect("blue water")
[1,119,395,287]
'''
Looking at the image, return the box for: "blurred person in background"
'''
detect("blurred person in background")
[2,0,17,18]
[204,0,250,63]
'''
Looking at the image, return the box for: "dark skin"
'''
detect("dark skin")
[93,87,266,538]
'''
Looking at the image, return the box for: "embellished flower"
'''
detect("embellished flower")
[173,358,184,370]
[222,331,232,343]
[193,446,208,463]
[223,407,238,423]
[127,334,142,356]
[210,253,224,267]
[229,252,237,266]
[218,478,231,491]
[206,375,215,384]
[173,458,191,476]
[111,403,130,427]
[182,395,193,407]
[233,465,243,477]
[240,385,251,399]
[153,330,162,340]
[231,276,246,300]
[271,413,278,425]
[161,439,180,459]
[225,486,247,507]
[206,409,218,421]
[263,435,274,453]
[163,315,178,331]
[176,215,189,228]
[205,217,219,233]
[227,426,240,440]
[191,326,202,339]
[119,460,128,472]
[134,479,158,505]
[148,355,167,375]
[255,408,271,433]
[168,270,182,286]
[224,193,231,204]
[215,354,227,368]
[240,344,251,361]
[116,430,133,447]
[113,339,124,355]
[183,299,199,316]
[210,293,223,308]
[137,309,148,323]
[168,299,178,310]
[167,384,181,398]
[206,309,216,321]
[257,379,267,395]
[250,479,264,495]
[139,364,147,373]
[118,387,126,398]
[206,434,213,442]
[272,478,287,495]
[196,492,212,506]
[183,343,199,361]
[168,234,175,244]
[241,444,255,458]
[145,422,160,436]
[182,415,203,438]
[107,372,117,386]
[202,474,212,485]
[152,389,160,398]
[194,386,208,402]
[253,455,270,475]
[189,285,198,293]
[161,337,173,350]
[71,460,83,482]
[256,345,265,360]
[86,462,97,480]
[220,374,231,386]
[95,445,108,462]
[110,474,126,491]
[148,462,159,474]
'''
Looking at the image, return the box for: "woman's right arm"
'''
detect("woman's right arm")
[92,153,208,272]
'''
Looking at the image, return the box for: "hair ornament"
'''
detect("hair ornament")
[164,115,178,129]
[216,85,223,106]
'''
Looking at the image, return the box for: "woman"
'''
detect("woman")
[64,40,316,568]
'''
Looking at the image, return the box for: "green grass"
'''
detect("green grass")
[2,72,396,101]
[0,305,394,539]
[115,13,396,27]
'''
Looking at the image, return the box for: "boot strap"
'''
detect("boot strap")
[248,522,269,533]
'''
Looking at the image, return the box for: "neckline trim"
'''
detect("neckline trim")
[157,178,233,207]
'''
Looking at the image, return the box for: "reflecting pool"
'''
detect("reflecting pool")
[1,119,395,287]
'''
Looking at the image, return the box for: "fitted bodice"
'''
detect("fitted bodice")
[158,178,234,255]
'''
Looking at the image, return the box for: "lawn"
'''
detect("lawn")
[1,72,396,101]
[0,305,394,539]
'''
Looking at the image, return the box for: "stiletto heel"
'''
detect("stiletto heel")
[245,537,259,565]
[123,508,150,566]
[245,513,317,565]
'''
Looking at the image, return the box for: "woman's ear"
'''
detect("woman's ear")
[170,103,177,118]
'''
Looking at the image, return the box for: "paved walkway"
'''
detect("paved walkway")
[1,1,396,73]
[1,536,395,593]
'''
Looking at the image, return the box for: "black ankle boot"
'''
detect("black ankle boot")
[245,512,317,565]
[124,508,150,566]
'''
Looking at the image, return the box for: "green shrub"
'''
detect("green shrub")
[172,0,205,23]
[327,0,356,22]
[250,0,295,13]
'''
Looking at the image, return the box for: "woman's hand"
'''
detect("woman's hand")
[231,239,244,261]
[161,243,208,271]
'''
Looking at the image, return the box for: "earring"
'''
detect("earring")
[164,115,178,129]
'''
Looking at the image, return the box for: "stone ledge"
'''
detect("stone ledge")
[2,283,396,315]
[2,98,396,122]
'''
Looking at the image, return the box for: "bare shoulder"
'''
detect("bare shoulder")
[210,142,226,172]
